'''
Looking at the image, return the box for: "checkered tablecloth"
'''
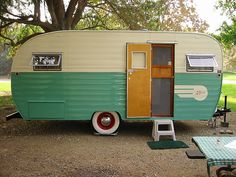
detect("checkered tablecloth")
[193,136,236,167]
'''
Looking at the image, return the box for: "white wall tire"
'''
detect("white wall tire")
[92,112,120,135]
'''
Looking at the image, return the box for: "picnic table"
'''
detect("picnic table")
[192,136,236,177]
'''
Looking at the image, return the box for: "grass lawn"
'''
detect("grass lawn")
[223,72,236,81]
[0,82,13,107]
[218,84,236,111]
[0,82,11,91]
[218,72,236,111]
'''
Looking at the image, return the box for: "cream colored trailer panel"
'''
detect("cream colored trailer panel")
[12,30,223,73]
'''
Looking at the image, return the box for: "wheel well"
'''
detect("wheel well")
[91,111,122,121]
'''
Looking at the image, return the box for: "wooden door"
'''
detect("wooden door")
[127,43,151,118]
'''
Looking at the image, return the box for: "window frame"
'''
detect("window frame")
[186,54,218,72]
[131,51,147,69]
[32,53,62,71]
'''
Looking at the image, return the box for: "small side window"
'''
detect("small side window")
[132,52,147,69]
[32,53,62,71]
[186,54,218,72]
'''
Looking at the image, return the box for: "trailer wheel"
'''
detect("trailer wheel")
[92,112,120,135]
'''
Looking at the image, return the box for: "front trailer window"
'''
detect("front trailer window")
[32,53,62,71]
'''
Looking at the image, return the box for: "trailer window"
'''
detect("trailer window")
[186,54,217,72]
[132,52,147,69]
[32,53,62,71]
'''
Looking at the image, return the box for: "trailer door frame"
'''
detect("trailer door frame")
[151,44,174,117]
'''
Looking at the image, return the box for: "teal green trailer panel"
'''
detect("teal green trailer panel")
[12,72,222,121]
[174,73,222,120]
[12,72,126,120]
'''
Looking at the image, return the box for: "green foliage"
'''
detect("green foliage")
[216,0,236,48]
[215,1,236,70]
[77,0,166,30]
[217,0,236,18]
[0,24,43,57]
[216,20,236,48]
[0,0,209,55]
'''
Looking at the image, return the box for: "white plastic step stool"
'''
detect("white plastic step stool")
[152,120,176,141]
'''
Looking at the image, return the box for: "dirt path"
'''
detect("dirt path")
[0,107,235,177]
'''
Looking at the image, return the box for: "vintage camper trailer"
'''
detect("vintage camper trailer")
[11,30,223,134]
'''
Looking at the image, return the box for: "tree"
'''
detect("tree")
[0,0,163,46]
[0,0,92,46]
[217,0,236,19]
[0,0,88,32]
[223,46,236,70]
[216,20,236,48]
[158,0,208,32]
[216,0,236,70]
[0,0,208,50]
[216,0,236,47]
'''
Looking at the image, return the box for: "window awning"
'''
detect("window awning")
[186,54,218,67]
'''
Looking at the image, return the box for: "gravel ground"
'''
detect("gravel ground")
[0,107,235,177]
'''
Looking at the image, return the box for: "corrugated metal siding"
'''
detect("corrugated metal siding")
[12,31,223,73]
[174,73,222,120]
[12,72,221,121]
[12,72,126,120]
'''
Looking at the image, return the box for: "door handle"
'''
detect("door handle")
[127,69,136,75]
[127,69,134,73]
